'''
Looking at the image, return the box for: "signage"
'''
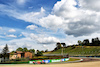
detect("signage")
[29,58,69,64]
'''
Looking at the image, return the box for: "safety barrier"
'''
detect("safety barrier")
[29,58,69,64]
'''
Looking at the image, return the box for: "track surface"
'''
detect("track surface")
[0,61,100,67]
[70,57,100,62]
[0,57,100,67]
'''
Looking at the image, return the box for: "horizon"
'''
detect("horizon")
[0,0,100,52]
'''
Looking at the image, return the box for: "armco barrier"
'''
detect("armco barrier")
[29,58,69,64]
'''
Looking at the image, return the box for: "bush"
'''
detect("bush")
[35,51,43,56]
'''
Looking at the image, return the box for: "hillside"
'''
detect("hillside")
[44,46,100,56]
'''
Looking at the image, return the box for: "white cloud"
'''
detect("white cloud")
[52,0,78,18]
[43,45,50,50]
[1,0,100,52]
[22,43,32,48]
[38,0,100,37]
[0,4,45,24]
[41,7,45,13]
[7,34,17,38]
[37,37,60,44]
[0,27,2,30]
[79,0,100,11]
[1,0,100,37]
[26,25,37,30]
[30,33,60,44]
[39,14,63,31]
[8,29,16,32]
[0,36,56,52]
[22,32,60,44]
[16,0,27,5]
[16,7,45,24]
[18,34,23,37]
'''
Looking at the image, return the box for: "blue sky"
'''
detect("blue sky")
[0,0,100,52]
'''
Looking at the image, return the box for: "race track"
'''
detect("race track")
[0,61,100,67]
[0,57,100,67]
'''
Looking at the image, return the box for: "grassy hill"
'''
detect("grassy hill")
[44,46,100,56]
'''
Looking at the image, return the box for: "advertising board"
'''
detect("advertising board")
[29,58,69,64]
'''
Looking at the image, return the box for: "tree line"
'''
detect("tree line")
[78,37,100,46]
[53,42,66,51]
[53,37,100,52]
[11,47,43,56]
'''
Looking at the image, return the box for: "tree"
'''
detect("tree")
[78,40,82,46]
[35,51,43,56]
[23,47,28,52]
[0,54,3,58]
[2,44,9,62]
[29,49,35,53]
[56,42,62,49]
[41,50,44,53]
[92,38,95,45]
[10,51,16,55]
[94,37,99,46]
[92,37,100,46]
[45,49,48,52]
[16,47,23,51]
[61,43,66,47]
[83,39,90,46]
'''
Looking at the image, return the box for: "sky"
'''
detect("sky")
[0,0,100,52]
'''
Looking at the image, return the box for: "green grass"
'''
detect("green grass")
[0,61,29,64]
[46,46,100,56]
[43,51,52,54]
[67,58,80,61]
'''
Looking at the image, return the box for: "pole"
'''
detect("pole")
[62,47,63,55]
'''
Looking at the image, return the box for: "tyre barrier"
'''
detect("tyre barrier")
[29,58,69,64]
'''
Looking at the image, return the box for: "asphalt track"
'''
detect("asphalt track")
[70,57,100,62]
[0,57,100,67]
[0,61,100,67]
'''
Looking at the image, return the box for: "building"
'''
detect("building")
[9,51,32,60]
[9,53,17,59]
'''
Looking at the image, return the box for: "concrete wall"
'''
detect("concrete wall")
[9,55,17,59]
[17,54,21,58]
[24,52,32,59]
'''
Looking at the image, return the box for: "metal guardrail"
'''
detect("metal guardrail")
[43,54,68,56]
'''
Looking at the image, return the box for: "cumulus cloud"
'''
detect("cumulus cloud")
[52,0,78,18]
[39,0,100,37]
[1,0,100,52]
[43,45,50,50]
[22,32,60,45]
[4,37,54,51]
[8,29,16,32]
[7,34,17,38]
[0,0,100,37]
[22,43,31,48]
[39,15,63,31]
[22,32,60,44]
[30,33,60,44]
[79,0,100,11]
[26,25,37,30]
[10,42,17,45]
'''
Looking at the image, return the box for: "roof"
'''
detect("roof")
[16,51,23,53]
[10,51,32,55]
[13,53,17,55]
